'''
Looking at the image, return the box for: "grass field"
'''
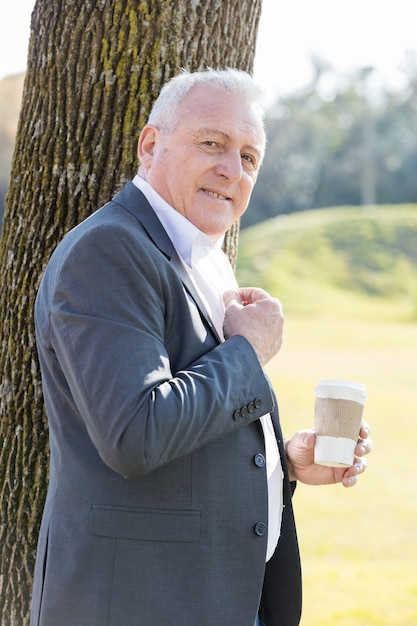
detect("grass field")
[265,315,417,626]
[237,206,417,625]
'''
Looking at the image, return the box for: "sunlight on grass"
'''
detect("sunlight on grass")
[237,205,417,625]
[237,204,417,323]
[264,316,417,626]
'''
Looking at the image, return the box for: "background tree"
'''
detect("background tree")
[0,0,263,623]
[243,54,417,228]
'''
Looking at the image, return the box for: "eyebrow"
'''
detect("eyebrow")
[194,128,264,161]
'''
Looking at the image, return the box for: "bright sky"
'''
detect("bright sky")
[1,0,416,106]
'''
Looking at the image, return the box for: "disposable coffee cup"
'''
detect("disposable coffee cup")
[314,379,368,467]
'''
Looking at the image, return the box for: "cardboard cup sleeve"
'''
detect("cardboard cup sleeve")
[314,380,368,468]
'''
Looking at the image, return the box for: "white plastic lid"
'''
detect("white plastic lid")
[314,379,368,405]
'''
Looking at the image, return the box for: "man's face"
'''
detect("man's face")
[139,84,265,240]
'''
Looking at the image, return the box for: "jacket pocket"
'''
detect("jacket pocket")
[90,504,201,542]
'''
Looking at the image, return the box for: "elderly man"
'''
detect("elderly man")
[31,68,371,626]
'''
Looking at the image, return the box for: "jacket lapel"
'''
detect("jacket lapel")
[169,252,223,344]
[113,182,222,344]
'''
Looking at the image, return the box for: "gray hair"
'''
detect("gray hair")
[148,68,265,133]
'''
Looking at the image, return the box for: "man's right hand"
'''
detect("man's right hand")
[223,288,284,366]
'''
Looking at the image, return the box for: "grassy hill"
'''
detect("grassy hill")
[237,204,417,625]
[237,204,417,322]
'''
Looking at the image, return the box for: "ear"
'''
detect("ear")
[138,125,158,169]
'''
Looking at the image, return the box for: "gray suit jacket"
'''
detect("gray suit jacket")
[31,182,301,626]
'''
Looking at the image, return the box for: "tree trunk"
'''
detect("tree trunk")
[0,0,263,622]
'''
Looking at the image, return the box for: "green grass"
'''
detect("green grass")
[237,205,417,625]
[237,204,417,322]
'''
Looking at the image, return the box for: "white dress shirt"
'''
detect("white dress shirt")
[132,175,283,560]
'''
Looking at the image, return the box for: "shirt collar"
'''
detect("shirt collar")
[132,175,223,266]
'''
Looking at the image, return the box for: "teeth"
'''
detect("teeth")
[207,190,227,200]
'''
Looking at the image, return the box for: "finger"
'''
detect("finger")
[223,289,242,308]
[237,287,272,305]
[353,456,368,475]
[359,420,370,439]
[303,431,316,449]
[355,436,372,457]
[342,474,358,488]
[341,456,367,487]
[233,289,284,323]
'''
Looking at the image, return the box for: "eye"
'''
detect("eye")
[242,153,257,168]
[202,140,219,148]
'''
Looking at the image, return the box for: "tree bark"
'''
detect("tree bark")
[0,0,263,622]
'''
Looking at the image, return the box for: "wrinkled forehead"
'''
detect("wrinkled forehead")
[179,84,266,153]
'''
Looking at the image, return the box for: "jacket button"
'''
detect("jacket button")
[233,409,241,420]
[248,401,256,413]
[254,398,262,409]
[240,405,249,418]
[254,453,266,468]
[254,522,266,537]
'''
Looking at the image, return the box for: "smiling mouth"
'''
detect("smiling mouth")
[204,190,231,201]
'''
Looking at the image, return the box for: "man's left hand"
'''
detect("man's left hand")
[285,421,372,488]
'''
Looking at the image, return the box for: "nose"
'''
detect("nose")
[215,149,243,181]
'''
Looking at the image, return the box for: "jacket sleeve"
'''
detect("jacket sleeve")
[36,219,274,477]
